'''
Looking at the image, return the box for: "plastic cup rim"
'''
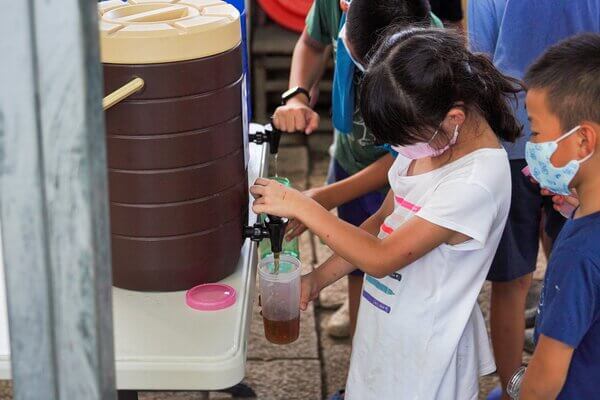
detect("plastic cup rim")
[258,254,301,282]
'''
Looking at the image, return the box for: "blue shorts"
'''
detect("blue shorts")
[330,160,386,277]
[487,159,566,282]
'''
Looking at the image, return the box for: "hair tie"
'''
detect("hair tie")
[386,32,404,46]
[464,59,489,91]
[463,61,473,75]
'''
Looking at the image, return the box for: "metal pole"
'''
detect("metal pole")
[0,1,116,399]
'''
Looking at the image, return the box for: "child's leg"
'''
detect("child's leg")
[347,272,363,338]
[539,210,553,260]
[489,162,567,399]
[487,160,543,399]
[490,274,532,400]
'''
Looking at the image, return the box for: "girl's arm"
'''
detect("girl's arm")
[314,190,393,284]
[287,153,394,239]
[300,192,393,309]
[251,179,464,278]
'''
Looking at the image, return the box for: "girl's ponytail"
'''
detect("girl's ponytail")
[360,28,524,147]
[466,53,523,142]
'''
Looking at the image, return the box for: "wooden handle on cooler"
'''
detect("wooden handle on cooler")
[103,77,145,111]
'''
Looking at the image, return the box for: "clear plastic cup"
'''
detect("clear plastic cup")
[258,254,301,345]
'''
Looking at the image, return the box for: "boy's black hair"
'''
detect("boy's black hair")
[359,28,523,147]
[346,0,430,64]
[525,33,600,130]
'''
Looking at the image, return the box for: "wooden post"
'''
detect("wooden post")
[0,1,116,399]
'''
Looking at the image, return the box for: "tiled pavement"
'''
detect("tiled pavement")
[0,133,546,400]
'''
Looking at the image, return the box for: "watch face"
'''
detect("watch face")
[282,86,299,99]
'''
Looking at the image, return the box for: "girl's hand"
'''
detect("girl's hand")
[286,218,307,241]
[300,272,321,311]
[250,178,305,218]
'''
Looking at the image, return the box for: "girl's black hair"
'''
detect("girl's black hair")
[359,28,523,147]
[346,0,431,64]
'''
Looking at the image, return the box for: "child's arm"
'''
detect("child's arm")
[520,334,574,400]
[287,153,394,238]
[300,192,393,309]
[251,179,465,278]
[273,30,329,134]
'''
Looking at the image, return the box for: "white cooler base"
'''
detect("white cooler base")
[0,142,268,391]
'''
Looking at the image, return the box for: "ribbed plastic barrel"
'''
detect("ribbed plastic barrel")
[99,0,247,291]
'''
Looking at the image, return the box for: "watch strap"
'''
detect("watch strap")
[281,86,311,105]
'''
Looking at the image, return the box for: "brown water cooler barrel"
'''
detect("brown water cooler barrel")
[99,0,247,291]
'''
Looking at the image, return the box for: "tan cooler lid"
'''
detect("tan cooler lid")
[99,0,241,64]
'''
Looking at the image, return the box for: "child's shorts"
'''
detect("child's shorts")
[329,160,386,277]
[487,159,566,282]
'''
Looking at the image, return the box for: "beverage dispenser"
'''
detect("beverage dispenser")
[99,0,247,291]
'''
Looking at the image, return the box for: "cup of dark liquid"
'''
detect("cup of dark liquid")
[258,254,301,345]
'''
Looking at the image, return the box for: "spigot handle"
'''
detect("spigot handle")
[265,215,288,254]
[266,124,282,155]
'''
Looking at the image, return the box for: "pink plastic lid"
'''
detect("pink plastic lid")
[186,283,236,311]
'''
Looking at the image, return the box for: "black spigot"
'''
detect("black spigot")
[243,214,288,254]
[243,223,269,243]
[248,123,282,155]
[265,215,288,253]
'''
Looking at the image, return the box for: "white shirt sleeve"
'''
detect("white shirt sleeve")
[415,180,497,249]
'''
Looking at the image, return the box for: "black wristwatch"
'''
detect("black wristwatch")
[281,86,311,105]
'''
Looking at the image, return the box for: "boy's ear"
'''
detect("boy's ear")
[578,122,598,159]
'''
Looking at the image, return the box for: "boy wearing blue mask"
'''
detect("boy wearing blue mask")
[518,33,600,399]
[272,0,441,341]
[468,3,600,398]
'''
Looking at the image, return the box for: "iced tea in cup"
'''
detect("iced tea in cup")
[258,254,301,344]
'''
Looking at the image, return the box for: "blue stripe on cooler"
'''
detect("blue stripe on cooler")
[362,290,391,314]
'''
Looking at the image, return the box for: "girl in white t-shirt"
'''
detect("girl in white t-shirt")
[251,28,521,399]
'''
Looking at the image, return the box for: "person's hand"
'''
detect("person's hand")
[272,98,320,134]
[250,177,306,218]
[300,272,321,311]
[541,188,580,219]
[286,187,334,239]
[526,166,580,218]
[286,219,306,240]
[339,0,350,12]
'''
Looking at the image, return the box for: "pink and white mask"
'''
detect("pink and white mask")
[391,125,460,159]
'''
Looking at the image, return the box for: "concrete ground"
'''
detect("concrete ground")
[0,133,546,400]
